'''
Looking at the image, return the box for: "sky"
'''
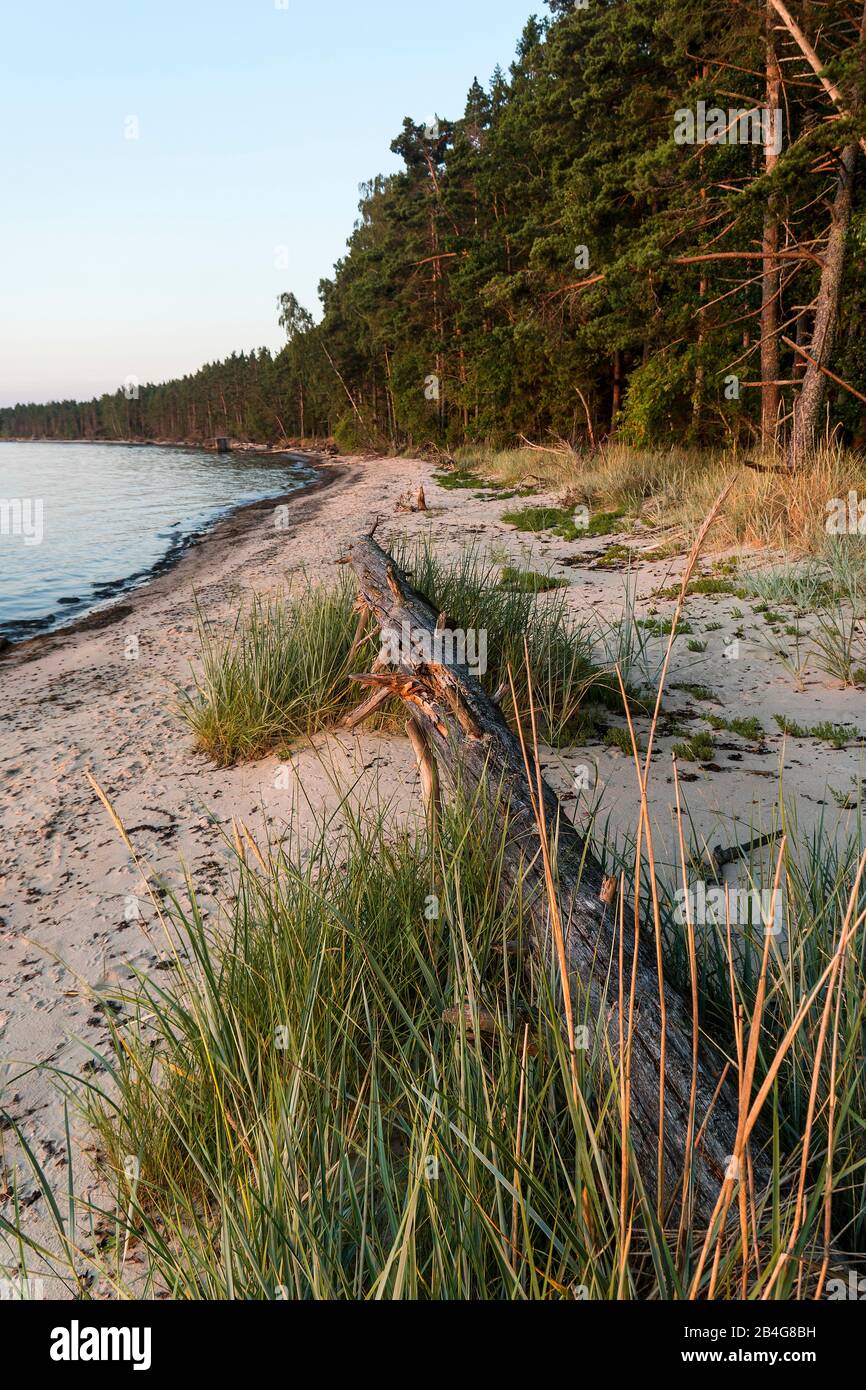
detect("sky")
[0,0,536,408]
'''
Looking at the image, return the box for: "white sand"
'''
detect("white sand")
[1,452,863,1291]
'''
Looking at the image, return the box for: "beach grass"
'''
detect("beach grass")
[179,539,635,762]
[3,769,865,1300]
[455,439,866,552]
[177,576,370,765]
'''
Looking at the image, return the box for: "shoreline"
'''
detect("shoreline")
[0,436,336,451]
[0,448,336,658]
[0,450,376,1291]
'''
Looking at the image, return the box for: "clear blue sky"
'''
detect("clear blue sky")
[0,0,536,407]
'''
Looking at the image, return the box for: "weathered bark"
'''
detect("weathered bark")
[345,534,766,1230]
[405,713,441,824]
[787,142,858,468]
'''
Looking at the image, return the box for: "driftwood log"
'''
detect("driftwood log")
[344,534,766,1232]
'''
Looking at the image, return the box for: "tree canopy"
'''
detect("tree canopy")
[3,1,864,460]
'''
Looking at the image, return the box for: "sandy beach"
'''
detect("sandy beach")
[2,450,864,1291]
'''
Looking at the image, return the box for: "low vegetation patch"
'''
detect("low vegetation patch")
[671,682,717,703]
[433,467,488,490]
[498,566,568,593]
[593,543,634,569]
[688,576,742,596]
[639,616,693,636]
[708,714,764,741]
[673,731,715,762]
[501,504,626,542]
[603,726,642,754]
[656,576,744,601]
[773,716,863,749]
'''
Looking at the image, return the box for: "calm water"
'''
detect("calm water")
[0,442,314,640]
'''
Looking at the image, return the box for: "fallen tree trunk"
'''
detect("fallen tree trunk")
[344,533,765,1232]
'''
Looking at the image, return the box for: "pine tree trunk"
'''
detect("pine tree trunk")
[611,350,622,431]
[787,143,857,469]
[786,0,865,468]
[760,4,782,450]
